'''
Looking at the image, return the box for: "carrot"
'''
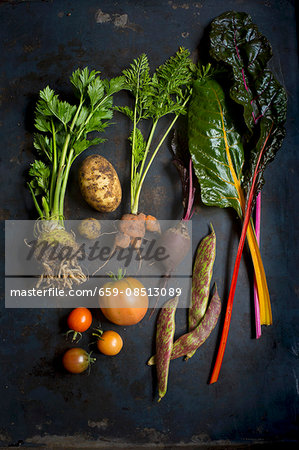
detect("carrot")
[119,213,146,238]
[145,215,161,233]
[116,213,160,251]
[115,232,131,249]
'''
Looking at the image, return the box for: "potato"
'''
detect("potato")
[78,218,101,239]
[79,155,122,212]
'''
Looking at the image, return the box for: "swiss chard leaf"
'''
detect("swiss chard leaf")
[188,76,244,217]
[209,11,287,198]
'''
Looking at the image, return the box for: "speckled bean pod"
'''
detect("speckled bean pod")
[155,296,179,402]
[187,226,216,359]
[148,287,221,366]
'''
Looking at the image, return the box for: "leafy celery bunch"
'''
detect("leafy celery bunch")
[115,48,193,215]
[28,68,125,223]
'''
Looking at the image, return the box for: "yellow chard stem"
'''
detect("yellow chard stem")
[238,187,272,325]
[246,221,272,325]
[219,94,272,326]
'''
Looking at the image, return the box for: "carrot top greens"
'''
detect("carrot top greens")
[115,48,193,215]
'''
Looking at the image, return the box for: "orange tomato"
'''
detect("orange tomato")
[100,277,148,326]
[67,307,92,333]
[97,331,123,355]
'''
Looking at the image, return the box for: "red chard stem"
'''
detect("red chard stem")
[209,125,273,384]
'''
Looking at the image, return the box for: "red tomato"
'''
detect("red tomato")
[67,307,92,333]
[97,331,123,356]
[100,277,148,326]
[62,348,96,374]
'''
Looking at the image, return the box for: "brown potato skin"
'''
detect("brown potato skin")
[79,155,122,212]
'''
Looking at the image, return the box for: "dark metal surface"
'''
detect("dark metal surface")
[0,0,298,447]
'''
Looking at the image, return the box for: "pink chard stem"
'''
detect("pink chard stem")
[183,159,195,221]
[254,192,262,339]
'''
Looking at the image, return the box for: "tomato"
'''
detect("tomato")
[62,348,96,374]
[67,307,92,333]
[97,330,123,355]
[100,277,148,326]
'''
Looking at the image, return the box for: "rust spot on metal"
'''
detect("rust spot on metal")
[94,8,143,32]
[0,208,10,220]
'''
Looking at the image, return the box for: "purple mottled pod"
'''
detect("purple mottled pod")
[155,296,179,401]
[148,287,221,366]
[187,226,216,358]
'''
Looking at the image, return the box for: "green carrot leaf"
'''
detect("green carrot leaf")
[123,53,151,96]
[129,128,146,166]
[149,47,193,119]
[114,106,134,121]
[118,48,193,214]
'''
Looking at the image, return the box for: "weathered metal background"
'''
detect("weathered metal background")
[0,0,298,448]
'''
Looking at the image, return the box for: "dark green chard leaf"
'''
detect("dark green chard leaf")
[209,11,287,198]
[188,74,244,217]
[206,12,287,383]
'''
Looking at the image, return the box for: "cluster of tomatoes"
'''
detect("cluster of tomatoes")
[62,307,123,374]
[62,275,149,373]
